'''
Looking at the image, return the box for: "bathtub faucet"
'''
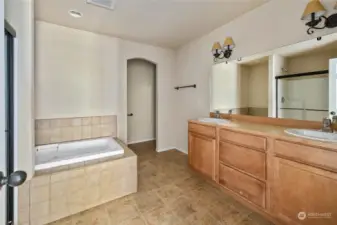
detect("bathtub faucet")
[214,110,221,118]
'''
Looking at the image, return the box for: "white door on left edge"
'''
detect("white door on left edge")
[1,13,7,225]
[1,19,28,225]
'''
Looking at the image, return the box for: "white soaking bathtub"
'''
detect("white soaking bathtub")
[35,137,124,171]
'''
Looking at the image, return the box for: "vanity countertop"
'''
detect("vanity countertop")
[189,119,337,150]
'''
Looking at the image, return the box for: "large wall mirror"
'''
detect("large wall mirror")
[211,33,337,122]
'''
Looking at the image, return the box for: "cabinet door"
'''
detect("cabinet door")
[188,132,216,180]
[272,157,337,225]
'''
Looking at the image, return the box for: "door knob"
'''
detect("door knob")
[127,113,133,116]
[0,171,27,189]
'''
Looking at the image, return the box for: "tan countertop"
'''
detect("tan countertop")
[189,119,337,150]
[189,119,288,137]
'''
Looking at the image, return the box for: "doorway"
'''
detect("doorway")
[127,59,157,152]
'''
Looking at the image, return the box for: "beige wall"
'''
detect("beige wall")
[35,21,176,153]
[247,62,269,108]
[35,21,120,119]
[174,0,337,152]
[239,65,249,109]
[211,62,241,112]
[239,62,269,116]
[287,49,337,74]
[119,40,176,152]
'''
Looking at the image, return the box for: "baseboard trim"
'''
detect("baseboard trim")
[156,147,176,152]
[127,138,155,145]
[176,148,188,154]
[156,147,188,154]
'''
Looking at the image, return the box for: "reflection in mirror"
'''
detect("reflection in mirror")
[210,32,337,122]
[278,75,328,121]
[211,57,270,117]
[211,62,240,114]
[276,40,337,121]
[240,57,269,117]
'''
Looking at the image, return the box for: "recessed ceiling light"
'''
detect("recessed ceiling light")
[69,10,83,18]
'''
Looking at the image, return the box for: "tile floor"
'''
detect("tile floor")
[48,141,274,225]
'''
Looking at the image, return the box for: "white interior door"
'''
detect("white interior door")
[1,16,7,224]
[2,21,28,225]
[127,59,156,144]
[329,58,337,116]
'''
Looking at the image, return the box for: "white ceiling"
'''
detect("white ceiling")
[35,0,268,48]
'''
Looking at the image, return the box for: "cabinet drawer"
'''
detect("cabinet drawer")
[219,141,266,180]
[188,123,216,138]
[219,129,266,151]
[275,140,337,172]
[219,164,265,208]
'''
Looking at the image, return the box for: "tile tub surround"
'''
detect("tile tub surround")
[46,144,273,225]
[18,144,137,225]
[35,115,117,145]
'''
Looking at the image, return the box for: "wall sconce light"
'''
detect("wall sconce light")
[302,0,337,34]
[212,37,235,62]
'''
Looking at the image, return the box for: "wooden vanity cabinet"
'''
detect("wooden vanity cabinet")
[219,129,267,151]
[188,123,216,180]
[188,121,337,225]
[272,157,337,225]
[219,141,266,180]
[272,140,337,225]
[218,128,267,209]
[219,163,266,208]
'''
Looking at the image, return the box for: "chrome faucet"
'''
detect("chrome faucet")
[331,111,337,125]
[214,110,221,118]
[332,115,337,124]
[322,117,333,133]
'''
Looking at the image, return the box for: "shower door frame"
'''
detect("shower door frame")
[275,69,329,118]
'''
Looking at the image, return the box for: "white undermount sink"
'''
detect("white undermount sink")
[197,118,231,125]
[285,129,337,143]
